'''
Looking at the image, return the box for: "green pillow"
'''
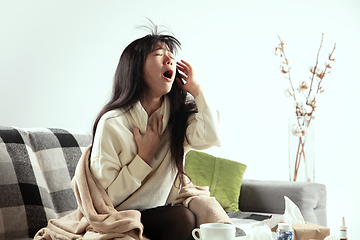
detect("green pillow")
[185,150,247,212]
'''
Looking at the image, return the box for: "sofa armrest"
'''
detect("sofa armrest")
[239,179,327,227]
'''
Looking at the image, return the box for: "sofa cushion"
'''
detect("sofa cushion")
[185,150,247,212]
[0,127,91,239]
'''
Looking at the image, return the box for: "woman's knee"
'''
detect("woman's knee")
[172,205,196,228]
[141,205,196,240]
[164,206,196,240]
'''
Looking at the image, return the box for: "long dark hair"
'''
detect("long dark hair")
[92,30,197,188]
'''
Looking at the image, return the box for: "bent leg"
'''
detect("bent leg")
[141,205,196,240]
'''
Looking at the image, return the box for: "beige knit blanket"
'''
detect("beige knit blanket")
[34,146,231,239]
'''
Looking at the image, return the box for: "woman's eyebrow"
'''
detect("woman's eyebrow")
[152,47,164,52]
[152,45,171,52]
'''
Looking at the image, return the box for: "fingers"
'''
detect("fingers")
[151,113,158,134]
[134,114,164,164]
[133,127,141,141]
[158,115,163,134]
[149,113,163,135]
[176,60,191,75]
[175,72,188,86]
[176,70,188,80]
[177,60,202,98]
[177,59,191,69]
[176,60,192,86]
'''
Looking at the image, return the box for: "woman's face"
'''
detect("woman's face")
[143,42,176,99]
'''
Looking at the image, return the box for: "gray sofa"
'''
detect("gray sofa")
[0,127,327,239]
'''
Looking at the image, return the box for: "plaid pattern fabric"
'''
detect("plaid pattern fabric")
[0,127,91,240]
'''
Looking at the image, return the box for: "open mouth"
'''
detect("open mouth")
[162,70,173,79]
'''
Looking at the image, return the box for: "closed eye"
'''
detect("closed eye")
[155,53,175,60]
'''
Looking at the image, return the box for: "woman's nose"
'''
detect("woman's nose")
[164,55,173,65]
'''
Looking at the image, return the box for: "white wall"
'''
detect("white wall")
[1,0,359,237]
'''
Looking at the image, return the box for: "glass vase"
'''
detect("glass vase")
[288,116,315,182]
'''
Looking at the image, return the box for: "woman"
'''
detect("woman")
[89,29,221,240]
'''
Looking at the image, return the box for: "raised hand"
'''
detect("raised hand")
[176,60,203,98]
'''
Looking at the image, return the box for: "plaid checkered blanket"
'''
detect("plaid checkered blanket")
[0,127,91,240]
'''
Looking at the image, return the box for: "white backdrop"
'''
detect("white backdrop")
[1,0,359,238]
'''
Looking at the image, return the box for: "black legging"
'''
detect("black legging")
[140,205,196,240]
